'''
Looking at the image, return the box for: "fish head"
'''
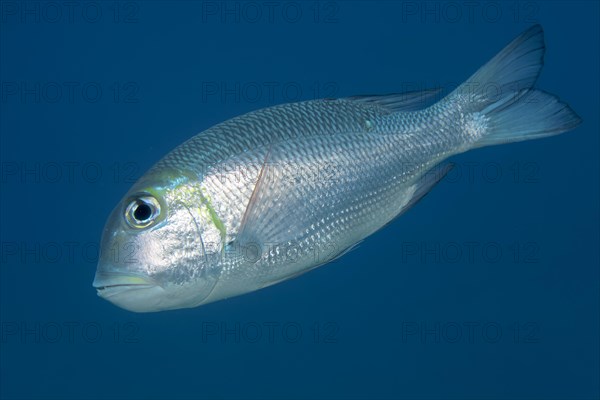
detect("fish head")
[93,169,223,312]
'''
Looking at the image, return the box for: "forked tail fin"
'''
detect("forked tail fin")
[449,24,581,147]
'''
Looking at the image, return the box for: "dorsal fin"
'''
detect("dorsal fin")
[346,87,443,112]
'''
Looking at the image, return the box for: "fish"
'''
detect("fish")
[93,25,581,312]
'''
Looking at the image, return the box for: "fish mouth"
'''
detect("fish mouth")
[93,272,159,298]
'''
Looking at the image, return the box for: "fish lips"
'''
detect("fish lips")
[93,272,165,312]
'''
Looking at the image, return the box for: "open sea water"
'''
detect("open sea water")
[1,1,598,399]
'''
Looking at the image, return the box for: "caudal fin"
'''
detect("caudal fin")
[450,24,581,147]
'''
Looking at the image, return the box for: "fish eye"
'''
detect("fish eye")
[125,195,161,228]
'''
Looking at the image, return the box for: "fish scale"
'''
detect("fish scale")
[152,100,385,173]
[199,130,450,302]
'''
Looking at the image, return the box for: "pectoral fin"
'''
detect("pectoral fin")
[233,145,306,260]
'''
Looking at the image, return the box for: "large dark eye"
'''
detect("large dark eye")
[125,195,161,228]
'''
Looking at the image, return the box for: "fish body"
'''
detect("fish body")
[94,25,581,312]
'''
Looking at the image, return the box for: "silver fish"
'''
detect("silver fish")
[93,25,581,312]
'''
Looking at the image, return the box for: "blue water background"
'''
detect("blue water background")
[1,1,598,399]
